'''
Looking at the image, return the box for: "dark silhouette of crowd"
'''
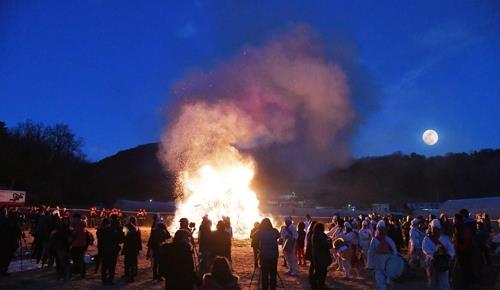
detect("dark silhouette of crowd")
[0,204,498,290]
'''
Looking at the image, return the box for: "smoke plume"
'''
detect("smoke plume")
[160,26,360,197]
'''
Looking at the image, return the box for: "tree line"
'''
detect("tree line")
[1,120,499,208]
[321,150,500,207]
[0,120,175,206]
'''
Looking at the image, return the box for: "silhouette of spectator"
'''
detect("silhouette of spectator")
[123,217,142,282]
[254,218,280,290]
[0,211,21,276]
[148,220,170,281]
[210,220,231,261]
[199,256,241,290]
[311,223,332,290]
[160,228,197,290]
[99,215,124,285]
[50,218,71,280]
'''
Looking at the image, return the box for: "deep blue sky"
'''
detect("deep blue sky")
[1,1,499,161]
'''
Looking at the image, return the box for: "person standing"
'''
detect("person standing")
[211,220,232,261]
[409,218,425,268]
[70,213,88,278]
[296,222,306,266]
[281,216,298,276]
[422,219,454,290]
[94,218,107,273]
[254,218,280,290]
[358,220,372,266]
[402,216,412,249]
[0,211,22,276]
[311,223,333,290]
[51,219,72,281]
[100,215,125,285]
[388,216,404,253]
[340,221,359,278]
[122,217,142,282]
[148,221,170,281]
[199,216,213,274]
[305,220,318,289]
[304,214,312,232]
[160,229,197,290]
[250,222,260,268]
[367,220,398,290]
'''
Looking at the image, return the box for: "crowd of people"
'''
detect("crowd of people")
[0,204,498,290]
[251,210,496,290]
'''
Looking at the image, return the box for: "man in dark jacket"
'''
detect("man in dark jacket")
[99,215,124,285]
[147,221,170,281]
[159,229,197,290]
[0,211,22,276]
[250,222,260,268]
[51,219,72,280]
[254,218,280,290]
[123,217,142,282]
[311,223,332,290]
[198,215,213,274]
[210,220,231,261]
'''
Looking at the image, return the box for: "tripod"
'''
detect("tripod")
[248,265,287,290]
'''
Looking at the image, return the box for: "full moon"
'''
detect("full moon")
[422,129,439,145]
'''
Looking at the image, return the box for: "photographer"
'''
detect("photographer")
[254,218,280,290]
[250,222,260,268]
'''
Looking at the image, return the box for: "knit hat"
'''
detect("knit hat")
[430,219,441,229]
[376,220,386,229]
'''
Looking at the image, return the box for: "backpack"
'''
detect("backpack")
[432,238,451,272]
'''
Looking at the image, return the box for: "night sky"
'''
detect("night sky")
[1,1,499,161]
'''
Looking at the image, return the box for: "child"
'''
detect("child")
[296,222,306,265]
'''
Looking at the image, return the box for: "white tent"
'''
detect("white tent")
[440,196,500,219]
[113,199,175,213]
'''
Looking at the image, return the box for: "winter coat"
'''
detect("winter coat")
[123,225,142,256]
[211,230,231,260]
[160,241,196,290]
[99,225,124,255]
[312,231,333,269]
[255,228,280,261]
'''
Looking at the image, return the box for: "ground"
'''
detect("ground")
[1,227,498,290]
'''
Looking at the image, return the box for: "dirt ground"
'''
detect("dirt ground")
[1,227,498,290]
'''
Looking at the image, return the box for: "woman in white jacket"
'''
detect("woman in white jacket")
[422,219,455,290]
[367,220,397,290]
[358,220,372,266]
[409,218,425,268]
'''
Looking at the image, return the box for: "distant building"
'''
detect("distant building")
[372,203,390,214]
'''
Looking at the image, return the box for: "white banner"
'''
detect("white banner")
[0,190,26,206]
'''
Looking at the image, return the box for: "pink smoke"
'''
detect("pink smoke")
[160,26,356,189]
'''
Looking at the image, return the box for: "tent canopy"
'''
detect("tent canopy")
[113,199,175,213]
[440,196,500,219]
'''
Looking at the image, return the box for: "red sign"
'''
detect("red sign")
[0,190,26,206]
